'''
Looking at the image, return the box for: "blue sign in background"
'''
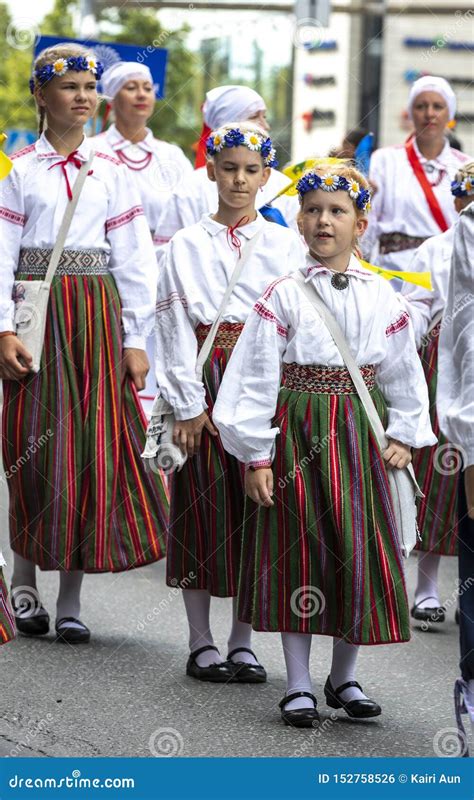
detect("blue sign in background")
[33,35,168,99]
[0,758,473,800]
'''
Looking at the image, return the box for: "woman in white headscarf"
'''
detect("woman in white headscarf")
[363,76,471,273]
[154,84,299,246]
[94,62,193,417]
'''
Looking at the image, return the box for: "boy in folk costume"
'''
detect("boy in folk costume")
[214,164,436,727]
[153,123,305,681]
[0,44,169,644]
[401,163,474,626]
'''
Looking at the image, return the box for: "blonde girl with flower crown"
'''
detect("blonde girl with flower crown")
[214,162,436,727]
[0,44,169,645]
[153,122,305,682]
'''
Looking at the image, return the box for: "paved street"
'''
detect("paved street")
[0,465,464,760]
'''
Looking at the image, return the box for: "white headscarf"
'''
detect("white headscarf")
[408,75,456,120]
[101,62,154,100]
[202,85,266,129]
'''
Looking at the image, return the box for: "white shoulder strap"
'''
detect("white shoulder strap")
[195,226,264,378]
[44,150,95,285]
[293,270,388,449]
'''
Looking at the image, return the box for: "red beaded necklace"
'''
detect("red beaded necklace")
[116,148,153,171]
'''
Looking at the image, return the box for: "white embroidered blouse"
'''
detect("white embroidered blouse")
[154,212,306,420]
[0,133,158,348]
[213,254,437,466]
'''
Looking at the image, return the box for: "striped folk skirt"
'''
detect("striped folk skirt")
[413,329,458,555]
[2,251,169,572]
[0,567,15,644]
[238,363,410,645]
[166,322,244,597]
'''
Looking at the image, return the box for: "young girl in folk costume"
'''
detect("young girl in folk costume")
[401,163,474,626]
[214,163,435,727]
[154,123,305,681]
[363,76,471,276]
[94,62,194,418]
[0,44,168,644]
[155,85,299,246]
[0,554,15,645]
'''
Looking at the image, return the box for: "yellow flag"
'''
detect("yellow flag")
[360,260,433,291]
[0,133,13,180]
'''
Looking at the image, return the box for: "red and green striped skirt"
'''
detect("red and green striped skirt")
[166,322,244,597]
[413,329,458,555]
[2,266,169,572]
[0,567,15,644]
[238,365,410,645]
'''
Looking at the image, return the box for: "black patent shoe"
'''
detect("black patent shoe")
[279,691,320,728]
[11,592,50,637]
[410,597,446,624]
[227,647,267,684]
[324,677,381,719]
[14,608,50,637]
[186,645,235,683]
[55,617,91,644]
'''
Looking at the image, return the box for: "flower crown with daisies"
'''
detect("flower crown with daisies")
[29,55,104,94]
[451,175,474,197]
[296,170,372,213]
[206,126,278,168]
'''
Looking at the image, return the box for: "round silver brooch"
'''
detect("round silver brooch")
[331,273,349,290]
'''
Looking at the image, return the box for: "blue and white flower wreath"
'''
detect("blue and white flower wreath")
[451,175,474,197]
[29,56,104,94]
[206,127,278,168]
[296,171,372,213]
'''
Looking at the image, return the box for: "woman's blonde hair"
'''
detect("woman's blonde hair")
[32,43,98,135]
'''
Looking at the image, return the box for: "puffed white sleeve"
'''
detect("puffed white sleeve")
[213,287,289,466]
[0,169,25,332]
[105,164,157,350]
[437,206,474,466]
[153,238,206,420]
[376,292,437,449]
[400,242,436,348]
[361,148,384,260]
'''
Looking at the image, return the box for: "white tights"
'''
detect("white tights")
[182,590,258,667]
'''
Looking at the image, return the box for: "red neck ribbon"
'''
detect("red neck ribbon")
[226,215,249,257]
[48,151,85,201]
[405,138,449,232]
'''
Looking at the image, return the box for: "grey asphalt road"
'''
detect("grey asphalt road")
[0,464,464,760]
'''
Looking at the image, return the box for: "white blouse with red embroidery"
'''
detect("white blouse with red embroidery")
[0,133,157,348]
[154,211,306,421]
[213,253,436,466]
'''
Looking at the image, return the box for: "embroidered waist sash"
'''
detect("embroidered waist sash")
[17,248,109,276]
[282,363,376,395]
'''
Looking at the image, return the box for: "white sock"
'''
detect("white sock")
[414,551,441,608]
[281,632,314,710]
[56,571,84,630]
[330,638,368,702]
[182,589,223,667]
[227,598,259,665]
[11,553,41,618]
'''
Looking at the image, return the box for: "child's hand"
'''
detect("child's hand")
[0,334,33,379]
[245,468,274,507]
[173,412,217,457]
[383,439,412,469]
[122,348,149,391]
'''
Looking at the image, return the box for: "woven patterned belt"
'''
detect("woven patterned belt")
[196,322,244,349]
[282,363,376,394]
[17,248,109,276]
[379,232,428,255]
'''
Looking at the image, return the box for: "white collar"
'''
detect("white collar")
[35,132,92,161]
[302,252,376,282]
[413,136,451,168]
[104,123,154,153]
[199,211,266,240]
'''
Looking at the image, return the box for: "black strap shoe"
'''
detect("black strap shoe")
[55,617,91,644]
[11,593,49,637]
[410,597,446,623]
[324,677,381,719]
[279,691,320,728]
[227,647,267,684]
[186,645,235,683]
